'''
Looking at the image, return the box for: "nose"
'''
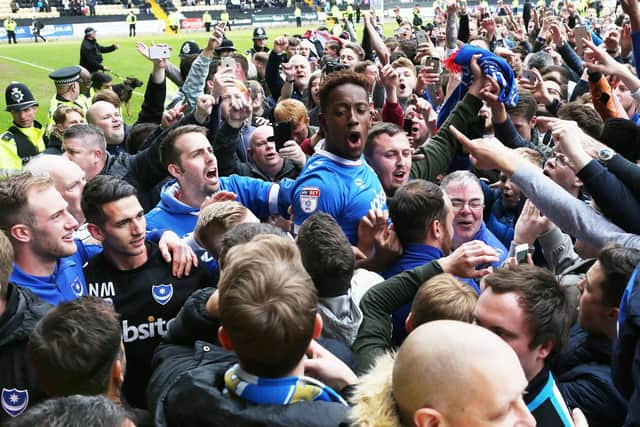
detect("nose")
[131,217,144,236]
[65,210,79,230]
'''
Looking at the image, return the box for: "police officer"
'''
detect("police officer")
[126,10,136,37]
[46,66,90,136]
[3,16,17,44]
[248,26,269,55]
[202,10,212,32]
[179,40,201,58]
[1,82,47,173]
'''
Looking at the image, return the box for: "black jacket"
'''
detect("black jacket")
[80,37,116,73]
[147,289,350,427]
[551,326,627,427]
[0,283,51,422]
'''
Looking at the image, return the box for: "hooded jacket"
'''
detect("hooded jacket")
[0,283,51,421]
[318,295,362,347]
[146,178,293,237]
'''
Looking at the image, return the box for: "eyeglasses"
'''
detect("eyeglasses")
[450,199,484,211]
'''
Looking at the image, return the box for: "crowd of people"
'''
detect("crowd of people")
[2,0,640,425]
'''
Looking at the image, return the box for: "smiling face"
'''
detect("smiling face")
[366,132,412,196]
[443,181,484,249]
[88,101,124,146]
[27,185,79,261]
[320,83,370,160]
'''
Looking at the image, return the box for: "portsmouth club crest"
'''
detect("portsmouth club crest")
[152,284,173,306]
[2,388,29,418]
[300,187,320,214]
[70,276,84,297]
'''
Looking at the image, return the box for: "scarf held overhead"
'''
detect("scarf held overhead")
[437,45,519,127]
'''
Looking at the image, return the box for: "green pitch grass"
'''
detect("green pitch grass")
[0,26,300,130]
[0,22,394,131]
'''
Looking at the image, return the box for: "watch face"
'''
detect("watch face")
[599,149,613,162]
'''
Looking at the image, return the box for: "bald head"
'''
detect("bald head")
[393,320,534,427]
[25,155,87,224]
[249,125,274,148]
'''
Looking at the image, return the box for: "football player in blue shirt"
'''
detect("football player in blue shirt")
[291,70,387,245]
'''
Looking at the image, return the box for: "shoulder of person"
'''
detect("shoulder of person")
[1,131,14,142]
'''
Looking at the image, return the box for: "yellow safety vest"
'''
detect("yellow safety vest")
[4,19,17,31]
[0,125,46,173]
[127,13,136,24]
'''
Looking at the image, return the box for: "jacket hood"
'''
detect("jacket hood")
[318,295,362,346]
[349,352,402,427]
[157,180,199,216]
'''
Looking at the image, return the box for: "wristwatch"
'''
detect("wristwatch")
[597,148,615,165]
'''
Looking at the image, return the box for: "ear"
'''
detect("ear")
[530,115,537,127]
[574,176,584,190]
[218,326,234,351]
[607,307,619,321]
[10,224,31,244]
[112,358,124,387]
[430,219,442,241]
[87,223,105,242]
[414,407,444,427]
[167,163,183,179]
[312,313,323,340]
[405,312,414,333]
[536,340,554,362]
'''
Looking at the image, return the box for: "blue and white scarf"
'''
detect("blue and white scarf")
[224,363,348,406]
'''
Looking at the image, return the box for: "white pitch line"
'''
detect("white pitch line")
[0,55,144,97]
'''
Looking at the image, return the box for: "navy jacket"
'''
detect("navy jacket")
[552,326,627,427]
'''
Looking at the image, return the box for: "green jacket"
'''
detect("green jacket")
[410,93,483,181]
[353,261,444,373]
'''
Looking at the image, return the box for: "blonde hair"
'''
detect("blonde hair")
[194,201,249,251]
[411,273,478,327]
